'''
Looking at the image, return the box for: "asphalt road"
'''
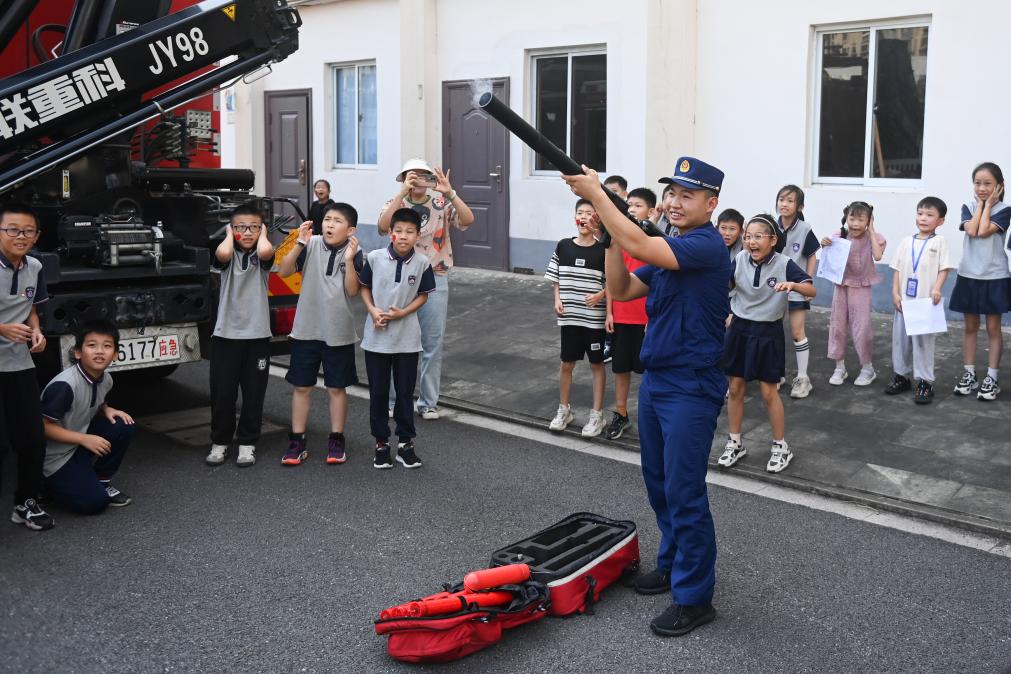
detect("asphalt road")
[1,362,1009,673]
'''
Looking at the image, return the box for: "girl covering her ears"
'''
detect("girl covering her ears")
[720,215,816,474]
[820,202,886,387]
[949,162,1011,401]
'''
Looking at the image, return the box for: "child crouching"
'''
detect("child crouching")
[720,215,816,473]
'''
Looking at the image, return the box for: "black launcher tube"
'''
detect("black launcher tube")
[476,91,665,245]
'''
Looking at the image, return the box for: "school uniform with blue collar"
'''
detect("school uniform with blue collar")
[949,200,1011,315]
[632,158,730,622]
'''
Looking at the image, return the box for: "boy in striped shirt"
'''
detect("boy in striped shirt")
[545,199,607,437]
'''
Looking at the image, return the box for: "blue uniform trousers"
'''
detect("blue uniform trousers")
[44,417,133,515]
[638,366,724,606]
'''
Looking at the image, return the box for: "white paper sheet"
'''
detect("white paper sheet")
[816,238,852,286]
[901,297,948,336]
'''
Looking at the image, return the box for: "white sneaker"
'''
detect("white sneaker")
[549,404,573,431]
[717,438,746,468]
[790,376,812,399]
[236,445,256,467]
[581,410,604,437]
[420,407,440,420]
[766,441,793,473]
[853,367,877,387]
[829,369,848,386]
[206,444,227,466]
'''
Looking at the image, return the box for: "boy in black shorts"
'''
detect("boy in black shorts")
[545,199,607,437]
[605,188,654,439]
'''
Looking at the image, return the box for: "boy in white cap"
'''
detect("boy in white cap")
[376,159,474,420]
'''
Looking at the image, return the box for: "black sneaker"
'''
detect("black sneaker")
[11,498,54,531]
[373,441,393,469]
[606,412,631,440]
[977,375,1000,401]
[884,374,911,395]
[953,370,978,395]
[396,441,423,469]
[634,567,671,595]
[914,379,934,405]
[650,602,717,637]
[104,484,132,507]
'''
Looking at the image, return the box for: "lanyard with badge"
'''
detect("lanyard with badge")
[906,234,933,297]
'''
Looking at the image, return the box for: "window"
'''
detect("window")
[814,21,929,183]
[532,49,606,173]
[332,62,376,166]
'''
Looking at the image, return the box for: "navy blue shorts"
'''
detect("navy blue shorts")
[286,339,358,388]
[721,317,785,383]
[949,275,1011,315]
[788,300,811,311]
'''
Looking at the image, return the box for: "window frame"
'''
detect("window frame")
[810,17,931,188]
[528,45,607,178]
[329,60,377,170]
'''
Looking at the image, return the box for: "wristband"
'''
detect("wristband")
[446,190,457,201]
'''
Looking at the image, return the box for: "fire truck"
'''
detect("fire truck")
[0,0,303,382]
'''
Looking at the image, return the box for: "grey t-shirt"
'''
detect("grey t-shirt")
[0,254,48,372]
[289,236,363,347]
[358,245,436,354]
[778,217,820,303]
[39,363,114,477]
[212,248,274,339]
[730,250,813,322]
[958,201,1011,280]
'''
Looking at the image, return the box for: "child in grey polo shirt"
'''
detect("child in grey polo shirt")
[206,203,275,468]
[358,208,436,469]
[276,202,364,467]
[0,202,53,531]
[40,320,134,515]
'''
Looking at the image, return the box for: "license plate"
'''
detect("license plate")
[112,334,181,369]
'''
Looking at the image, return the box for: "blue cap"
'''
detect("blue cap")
[658,156,724,193]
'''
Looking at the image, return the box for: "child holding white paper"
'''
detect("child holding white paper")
[819,202,886,387]
[885,197,955,404]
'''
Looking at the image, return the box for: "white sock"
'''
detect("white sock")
[794,339,810,378]
[730,433,742,443]
[987,367,999,380]
[964,364,975,374]
[860,363,874,374]
[834,360,846,371]
[773,438,788,449]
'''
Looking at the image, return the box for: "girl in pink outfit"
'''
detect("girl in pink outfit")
[820,201,887,386]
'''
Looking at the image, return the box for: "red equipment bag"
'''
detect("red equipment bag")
[375,581,549,664]
[488,512,639,616]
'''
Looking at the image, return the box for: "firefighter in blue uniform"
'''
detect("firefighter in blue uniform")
[564,157,729,637]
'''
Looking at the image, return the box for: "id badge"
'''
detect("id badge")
[905,277,919,297]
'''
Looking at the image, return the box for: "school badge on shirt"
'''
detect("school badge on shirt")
[766,277,778,288]
[24,287,35,299]
[791,242,801,252]
[408,275,417,286]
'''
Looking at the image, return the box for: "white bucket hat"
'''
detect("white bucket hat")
[396,158,434,182]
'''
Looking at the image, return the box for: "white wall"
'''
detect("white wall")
[695,0,1011,261]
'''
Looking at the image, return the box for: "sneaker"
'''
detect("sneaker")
[766,441,793,473]
[396,441,423,468]
[914,379,934,405]
[606,412,631,440]
[650,602,717,637]
[853,367,877,387]
[548,404,573,432]
[634,568,671,595]
[977,375,1000,401]
[206,444,227,466]
[717,437,746,468]
[236,444,256,467]
[420,407,440,420]
[884,374,912,395]
[953,370,978,396]
[325,435,347,465]
[790,375,812,399]
[281,436,308,466]
[581,409,604,437]
[373,441,393,469]
[11,498,54,531]
[828,368,848,386]
[104,484,132,507]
